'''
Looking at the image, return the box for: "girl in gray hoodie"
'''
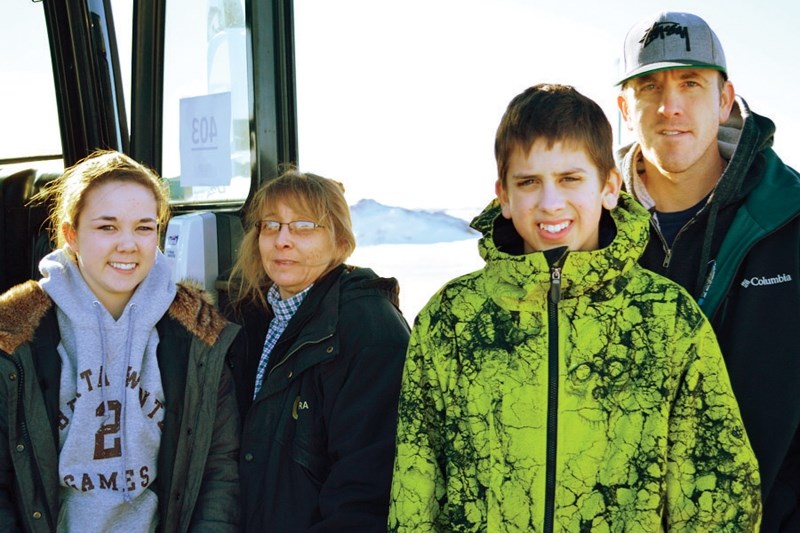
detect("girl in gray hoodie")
[0,150,241,532]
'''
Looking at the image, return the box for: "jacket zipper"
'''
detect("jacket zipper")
[8,357,29,445]
[543,262,562,533]
[650,218,672,269]
[266,332,334,381]
[8,355,53,530]
[651,206,703,270]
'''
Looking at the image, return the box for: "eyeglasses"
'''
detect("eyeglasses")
[257,220,325,235]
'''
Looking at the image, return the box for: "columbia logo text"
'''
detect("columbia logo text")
[641,22,691,52]
[740,273,793,288]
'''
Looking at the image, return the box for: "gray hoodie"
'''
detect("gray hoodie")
[39,248,176,532]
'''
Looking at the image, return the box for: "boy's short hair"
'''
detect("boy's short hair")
[495,84,615,186]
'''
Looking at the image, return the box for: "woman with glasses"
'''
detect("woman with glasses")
[226,168,410,532]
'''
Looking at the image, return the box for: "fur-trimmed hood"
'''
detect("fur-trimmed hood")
[168,282,230,346]
[0,280,228,355]
[0,280,53,355]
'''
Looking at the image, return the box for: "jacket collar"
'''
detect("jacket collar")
[469,192,650,311]
[0,280,227,354]
[254,264,402,399]
[274,263,402,350]
[254,266,344,400]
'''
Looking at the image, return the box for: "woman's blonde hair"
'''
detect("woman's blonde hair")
[230,167,356,309]
[33,150,170,258]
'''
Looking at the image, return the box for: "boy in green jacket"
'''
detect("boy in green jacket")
[388,84,761,532]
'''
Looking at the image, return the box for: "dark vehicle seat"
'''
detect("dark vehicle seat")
[0,168,59,292]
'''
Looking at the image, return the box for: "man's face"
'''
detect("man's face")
[617,68,734,177]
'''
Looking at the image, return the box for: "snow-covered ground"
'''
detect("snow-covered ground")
[348,199,485,321]
[349,238,484,323]
[350,198,480,245]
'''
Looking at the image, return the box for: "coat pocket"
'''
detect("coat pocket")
[289,394,328,487]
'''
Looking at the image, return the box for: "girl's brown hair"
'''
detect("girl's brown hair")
[33,150,170,258]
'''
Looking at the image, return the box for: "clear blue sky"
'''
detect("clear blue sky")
[295,0,800,211]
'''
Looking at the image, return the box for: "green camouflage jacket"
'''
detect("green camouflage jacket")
[388,193,761,532]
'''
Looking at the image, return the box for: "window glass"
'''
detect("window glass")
[294,0,490,319]
[162,0,250,205]
[110,0,133,127]
[0,1,62,161]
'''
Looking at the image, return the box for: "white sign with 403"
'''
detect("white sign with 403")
[179,91,232,186]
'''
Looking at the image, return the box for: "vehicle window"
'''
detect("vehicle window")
[293,1,489,319]
[110,0,133,128]
[0,1,62,161]
[162,0,250,205]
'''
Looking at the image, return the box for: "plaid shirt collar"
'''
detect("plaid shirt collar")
[267,282,312,323]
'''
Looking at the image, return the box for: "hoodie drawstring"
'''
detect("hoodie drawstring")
[695,200,720,298]
[121,303,135,503]
[92,301,137,504]
[92,302,111,423]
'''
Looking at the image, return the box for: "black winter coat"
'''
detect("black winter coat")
[229,265,410,532]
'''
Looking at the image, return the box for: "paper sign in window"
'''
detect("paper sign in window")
[179,92,232,186]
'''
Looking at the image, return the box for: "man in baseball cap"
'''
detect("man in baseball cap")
[616,12,800,532]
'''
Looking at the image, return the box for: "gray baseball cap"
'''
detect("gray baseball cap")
[617,12,727,86]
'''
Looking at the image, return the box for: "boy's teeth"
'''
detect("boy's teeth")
[540,222,569,233]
